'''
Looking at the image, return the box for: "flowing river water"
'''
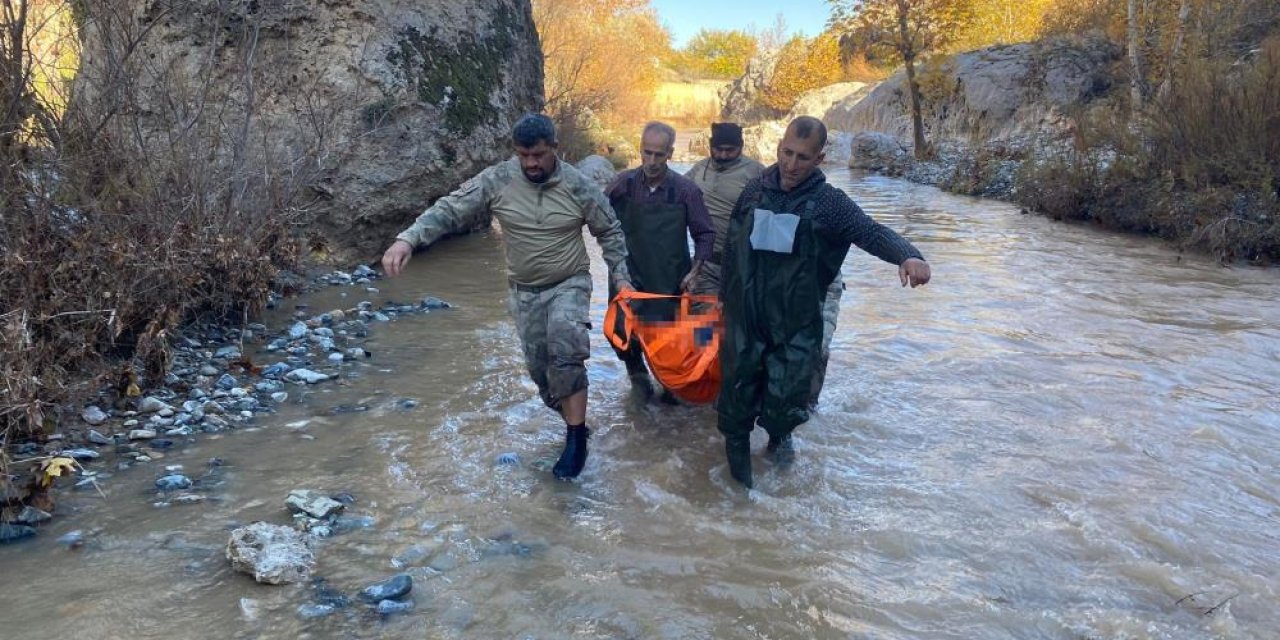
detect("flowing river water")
[2,167,1278,639]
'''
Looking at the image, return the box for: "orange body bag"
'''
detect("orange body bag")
[604,291,722,404]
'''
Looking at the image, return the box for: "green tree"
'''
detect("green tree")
[829,0,973,158]
[680,28,758,79]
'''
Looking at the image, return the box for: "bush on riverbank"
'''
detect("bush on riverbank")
[1,5,308,456]
[1015,37,1280,262]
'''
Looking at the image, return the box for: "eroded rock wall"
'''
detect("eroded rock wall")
[74,0,543,259]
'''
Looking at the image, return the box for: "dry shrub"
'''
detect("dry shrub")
[1016,37,1280,261]
[2,1,322,453]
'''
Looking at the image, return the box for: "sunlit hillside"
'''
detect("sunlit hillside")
[646,80,725,129]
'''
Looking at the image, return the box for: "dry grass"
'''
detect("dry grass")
[646,80,725,128]
[1,1,322,466]
[1015,38,1280,262]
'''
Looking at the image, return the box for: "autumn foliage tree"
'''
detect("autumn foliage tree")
[672,28,758,79]
[758,33,846,112]
[533,0,669,156]
[830,0,973,158]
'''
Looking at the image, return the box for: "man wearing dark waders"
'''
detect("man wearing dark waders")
[381,114,634,480]
[717,116,932,488]
[687,122,845,409]
[604,121,715,402]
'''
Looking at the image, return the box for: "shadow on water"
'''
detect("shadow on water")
[2,166,1279,639]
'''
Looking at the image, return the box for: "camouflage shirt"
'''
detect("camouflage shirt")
[396,158,632,289]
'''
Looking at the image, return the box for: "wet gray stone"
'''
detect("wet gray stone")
[82,406,109,426]
[216,374,238,390]
[16,506,52,525]
[87,430,112,446]
[420,296,452,310]
[286,490,345,519]
[358,574,412,603]
[137,397,173,414]
[271,392,289,403]
[156,474,192,491]
[214,346,240,359]
[0,523,37,544]
[377,599,414,615]
[288,322,309,340]
[286,369,330,384]
[226,522,315,585]
[297,603,337,619]
[327,353,345,363]
[128,429,158,440]
[199,364,220,376]
[63,448,101,460]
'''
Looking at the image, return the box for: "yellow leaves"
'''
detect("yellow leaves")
[39,456,77,488]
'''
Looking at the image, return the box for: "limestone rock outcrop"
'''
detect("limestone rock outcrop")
[74,0,544,259]
[827,39,1119,149]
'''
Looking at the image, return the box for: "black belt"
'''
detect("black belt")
[510,273,581,294]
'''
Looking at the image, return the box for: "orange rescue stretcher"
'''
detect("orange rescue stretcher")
[604,290,722,404]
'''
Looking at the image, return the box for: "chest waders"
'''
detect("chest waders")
[716,188,848,487]
[609,175,694,385]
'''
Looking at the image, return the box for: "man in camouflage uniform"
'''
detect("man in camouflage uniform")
[382,113,633,480]
[686,122,844,409]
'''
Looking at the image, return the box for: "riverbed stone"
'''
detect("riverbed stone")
[155,474,192,491]
[288,322,309,340]
[226,522,315,585]
[137,397,173,414]
[129,429,157,440]
[87,429,112,446]
[286,369,330,384]
[62,448,101,461]
[15,506,52,525]
[0,523,37,544]
[286,490,345,519]
[377,598,414,615]
[82,406,109,426]
[358,574,412,603]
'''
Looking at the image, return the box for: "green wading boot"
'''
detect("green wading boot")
[552,425,590,479]
[725,435,753,488]
[767,433,795,467]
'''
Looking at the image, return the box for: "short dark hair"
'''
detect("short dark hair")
[512,113,556,147]
[789,116,827,151]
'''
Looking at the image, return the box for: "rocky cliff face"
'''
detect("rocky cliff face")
[830,38,1119,149]
[718,49,785,125]
[74,0,543,259]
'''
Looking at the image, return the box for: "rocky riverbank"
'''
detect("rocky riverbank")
[1,265,454,546]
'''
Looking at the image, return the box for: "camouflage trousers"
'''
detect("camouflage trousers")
[507,273,593,411]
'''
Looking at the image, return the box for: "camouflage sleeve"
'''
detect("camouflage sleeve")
[394,163,507,249]
[576,173,633,289]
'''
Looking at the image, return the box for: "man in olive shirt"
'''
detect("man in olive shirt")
[382,114,633,480]
[604,121,715,402]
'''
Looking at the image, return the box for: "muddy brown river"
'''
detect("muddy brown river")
[2,168,1278,639]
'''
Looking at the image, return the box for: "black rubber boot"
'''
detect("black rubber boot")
[766,433,795,467]
[552,424,590,479]
[658,388,680,405]
[725,435,753,488]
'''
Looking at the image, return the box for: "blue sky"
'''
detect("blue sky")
[649,0,832,47]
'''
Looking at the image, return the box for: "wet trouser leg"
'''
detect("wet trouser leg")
[810,272,844,408]
[716,330,767,488]
[510,274,592,413]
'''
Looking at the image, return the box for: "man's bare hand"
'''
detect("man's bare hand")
[899,258,931,288]
[680,261,704,293]
[381,240,414,278]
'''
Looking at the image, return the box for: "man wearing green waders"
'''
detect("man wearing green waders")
[718,116,932,488]
[381,114,633,480]
[604,121,715,402]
